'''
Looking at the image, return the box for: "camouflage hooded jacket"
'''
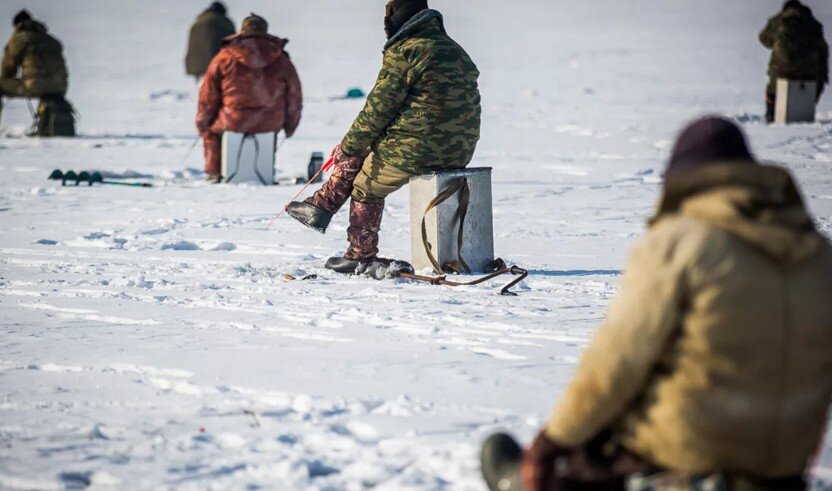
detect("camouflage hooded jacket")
[1,20,68,95]
[340,9,481,173]
[759,4,829,84]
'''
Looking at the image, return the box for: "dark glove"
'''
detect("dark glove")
[520,430,571,491]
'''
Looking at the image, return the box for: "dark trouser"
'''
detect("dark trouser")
[0,77,67,124]
[766,77,825,122]
[202,132,222,176]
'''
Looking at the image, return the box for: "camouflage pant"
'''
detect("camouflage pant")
[351,153,467,205]
[351,153,418,205]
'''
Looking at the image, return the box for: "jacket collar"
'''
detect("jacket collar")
[652,162,822,264]
[383,9,444,52]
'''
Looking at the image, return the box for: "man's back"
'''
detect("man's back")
[760,3,829,83]
[196,33,302,137]
[2,19,67,95]
[341,10,481,173]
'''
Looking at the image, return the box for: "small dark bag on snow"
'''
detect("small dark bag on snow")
[34,96,76,137]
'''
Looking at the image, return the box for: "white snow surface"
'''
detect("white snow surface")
[1,0,832,489]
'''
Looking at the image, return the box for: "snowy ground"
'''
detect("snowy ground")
[1,0,831,489]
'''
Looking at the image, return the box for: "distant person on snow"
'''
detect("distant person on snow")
[482,117,832,491]
[195,14,303,183]
[1,9,74,136]
[759,0,828,123]
[286,0,481,274]
[185,2,235,83]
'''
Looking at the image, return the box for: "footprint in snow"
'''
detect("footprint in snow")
[161,240,201,251]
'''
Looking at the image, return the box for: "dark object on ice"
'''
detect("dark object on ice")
[241,13,268,34]
[481,433,523,491]
[12,9,31,27]
[31,95,75,137]
[664,117,753,181]
[398,263,528,296]
[308,152,324,183]
[384,0,429,39]
[185,4,235,78]
[48,169,153,188]
[759,0,828,118]
[286,201,332,234]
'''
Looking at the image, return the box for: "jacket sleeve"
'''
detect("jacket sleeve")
[759,16,778,48]
[196,56,223,136]
[1,34,24,79]
[543,224,687,446]
[820,33,829,84]
[340,48,412,158]
[282,55,303,137]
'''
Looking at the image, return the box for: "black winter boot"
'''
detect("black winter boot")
[481,433,523,491]
[325,257,362,273]
[286,201,333,234]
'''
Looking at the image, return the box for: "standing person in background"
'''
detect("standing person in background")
[285,0,481,273]
[185,2,235,83]
[1,9,74,136]
[759,0,828,123]
[196,14,303,183]
[482,117,832,491]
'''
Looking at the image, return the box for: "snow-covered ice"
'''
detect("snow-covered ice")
[1,0,831,489]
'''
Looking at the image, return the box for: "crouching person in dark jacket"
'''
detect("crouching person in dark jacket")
[482,117,832,491]
[1,10,74,136]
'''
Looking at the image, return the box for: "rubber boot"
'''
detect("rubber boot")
[481,433,524,491]
[286,202,332,234]
[326,200,383,274]
[306,147,364,214]
[765,99,775,124]
[288,147,364,234]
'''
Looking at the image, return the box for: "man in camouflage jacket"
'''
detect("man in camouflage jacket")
[287,0,481,273]
[1,10,68,123]
[759,0,828,122]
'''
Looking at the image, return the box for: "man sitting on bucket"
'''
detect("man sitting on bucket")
[196,13,302,183]
[286,0,481,274]
[481,117,832,491]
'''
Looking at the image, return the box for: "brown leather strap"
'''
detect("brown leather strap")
[420,177,472,275]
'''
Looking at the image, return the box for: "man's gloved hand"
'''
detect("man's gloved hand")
[520,430,571,491]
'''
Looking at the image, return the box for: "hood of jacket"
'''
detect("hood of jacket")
[653,162,822,265]
[384,9,444,52]
[17,19,47,34]
[221,33,287,69]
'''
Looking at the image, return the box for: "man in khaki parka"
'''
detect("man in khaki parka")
[483,117,832,491]
[0,10,69,124]
[759,0,829,123]
[185,2,235,82]
[286,0,481,274]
